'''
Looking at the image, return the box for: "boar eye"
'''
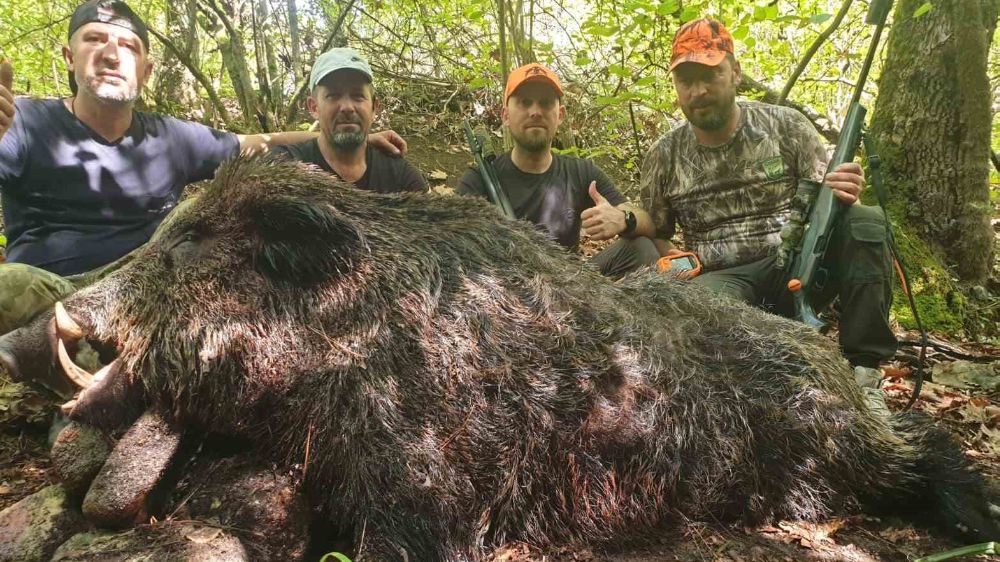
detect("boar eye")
[165,229,211,267]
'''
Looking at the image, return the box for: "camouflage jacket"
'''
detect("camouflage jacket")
[639,101,828,271]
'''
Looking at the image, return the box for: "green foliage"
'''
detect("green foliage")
[912,2,935,18]
[319,553,353,562]
[0,0,891,145]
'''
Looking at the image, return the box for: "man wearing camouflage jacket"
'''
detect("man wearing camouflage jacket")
[638,19,896,373]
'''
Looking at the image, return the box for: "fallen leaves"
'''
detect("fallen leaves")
[760,518,859,550]
[184,524,223,544]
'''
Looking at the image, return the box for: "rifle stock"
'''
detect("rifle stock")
[787,104,866,329]
[785,0,892,329]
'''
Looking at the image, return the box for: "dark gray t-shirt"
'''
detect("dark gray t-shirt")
[271,139,427,194]
[457,152,625,248]
[0,98,240,275]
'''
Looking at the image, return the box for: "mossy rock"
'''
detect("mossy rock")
[51,524,249,561]
[0,485,85,562]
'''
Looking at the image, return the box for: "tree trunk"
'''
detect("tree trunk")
[264,5,282,118]
[199,0,261,128]
[287,0,302,83]
[251,0,275,131]
[153,1,200,114]
[868,0,996,284]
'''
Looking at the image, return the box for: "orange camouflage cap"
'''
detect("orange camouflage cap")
[670,19,735,71]
[504,63,564,103]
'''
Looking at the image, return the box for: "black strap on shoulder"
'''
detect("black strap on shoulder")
[863,131,927,409]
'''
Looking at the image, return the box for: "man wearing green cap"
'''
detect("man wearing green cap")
[272,48,426,193]
[0,1,406,334]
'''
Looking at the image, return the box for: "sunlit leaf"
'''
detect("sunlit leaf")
[913,2,933,17]
[655,0,679,16]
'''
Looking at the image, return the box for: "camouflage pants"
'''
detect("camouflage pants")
[0,263,78,335]
[693,204,897,368]
[0,200,193,336]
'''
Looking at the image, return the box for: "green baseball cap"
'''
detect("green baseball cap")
[309,48,373,91]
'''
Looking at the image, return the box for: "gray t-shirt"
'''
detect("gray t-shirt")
[458,152,625,249]
[639,101,827,271]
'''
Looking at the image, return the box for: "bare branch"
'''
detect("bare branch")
[283,0,358,124]
[147,25,235,129]
[778,0,855,104]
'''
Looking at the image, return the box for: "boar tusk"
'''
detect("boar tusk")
[92,357,120,383]
[60,399,78,415]
[57,338,94,388]
[54,301,85,341]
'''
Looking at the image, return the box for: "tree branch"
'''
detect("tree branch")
[778,0,855,104]
[0,14,72,51]
[283,0,358,124]
[147,25,235,129]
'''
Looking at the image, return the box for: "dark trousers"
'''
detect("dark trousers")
[591,236,661,279]
[692,205,897,368]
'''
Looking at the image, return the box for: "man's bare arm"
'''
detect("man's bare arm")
[237,130,407,155]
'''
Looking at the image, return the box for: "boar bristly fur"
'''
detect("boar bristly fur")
[8,157,997,561]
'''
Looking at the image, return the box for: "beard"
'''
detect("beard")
[510,126,552,153]
[330,130,366,149]
[79,74,139,105]
[681,90,737,132]
[326,118,367,150]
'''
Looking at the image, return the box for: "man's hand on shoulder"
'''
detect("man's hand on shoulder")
[369,130,407,156]
[581,181,627,240]
[824,162,865,205]
[238,129,406,156]
[0,60,15,142]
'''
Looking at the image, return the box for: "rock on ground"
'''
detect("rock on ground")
[0,485,85,562]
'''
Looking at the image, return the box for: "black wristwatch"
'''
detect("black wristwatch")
[621,209,637,235]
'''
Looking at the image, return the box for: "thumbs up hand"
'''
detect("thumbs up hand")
[581,181,627,241]
[0,60,14,142]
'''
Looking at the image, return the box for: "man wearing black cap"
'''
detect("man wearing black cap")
[0,0,405,333]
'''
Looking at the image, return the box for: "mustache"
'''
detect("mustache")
[333,117,362,125]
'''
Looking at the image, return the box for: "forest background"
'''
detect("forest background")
[0,0,997,342]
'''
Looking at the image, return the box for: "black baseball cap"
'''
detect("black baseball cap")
[68,0,149,49]
[66,0,149,95]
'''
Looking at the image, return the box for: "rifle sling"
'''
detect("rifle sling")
[863,133,927,410]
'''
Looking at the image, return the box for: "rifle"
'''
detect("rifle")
[462,120,515,219]
[779,0,893,330]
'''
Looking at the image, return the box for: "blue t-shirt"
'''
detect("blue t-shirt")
[0,99,239,275]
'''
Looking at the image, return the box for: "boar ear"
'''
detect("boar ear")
[251,198,364,285]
